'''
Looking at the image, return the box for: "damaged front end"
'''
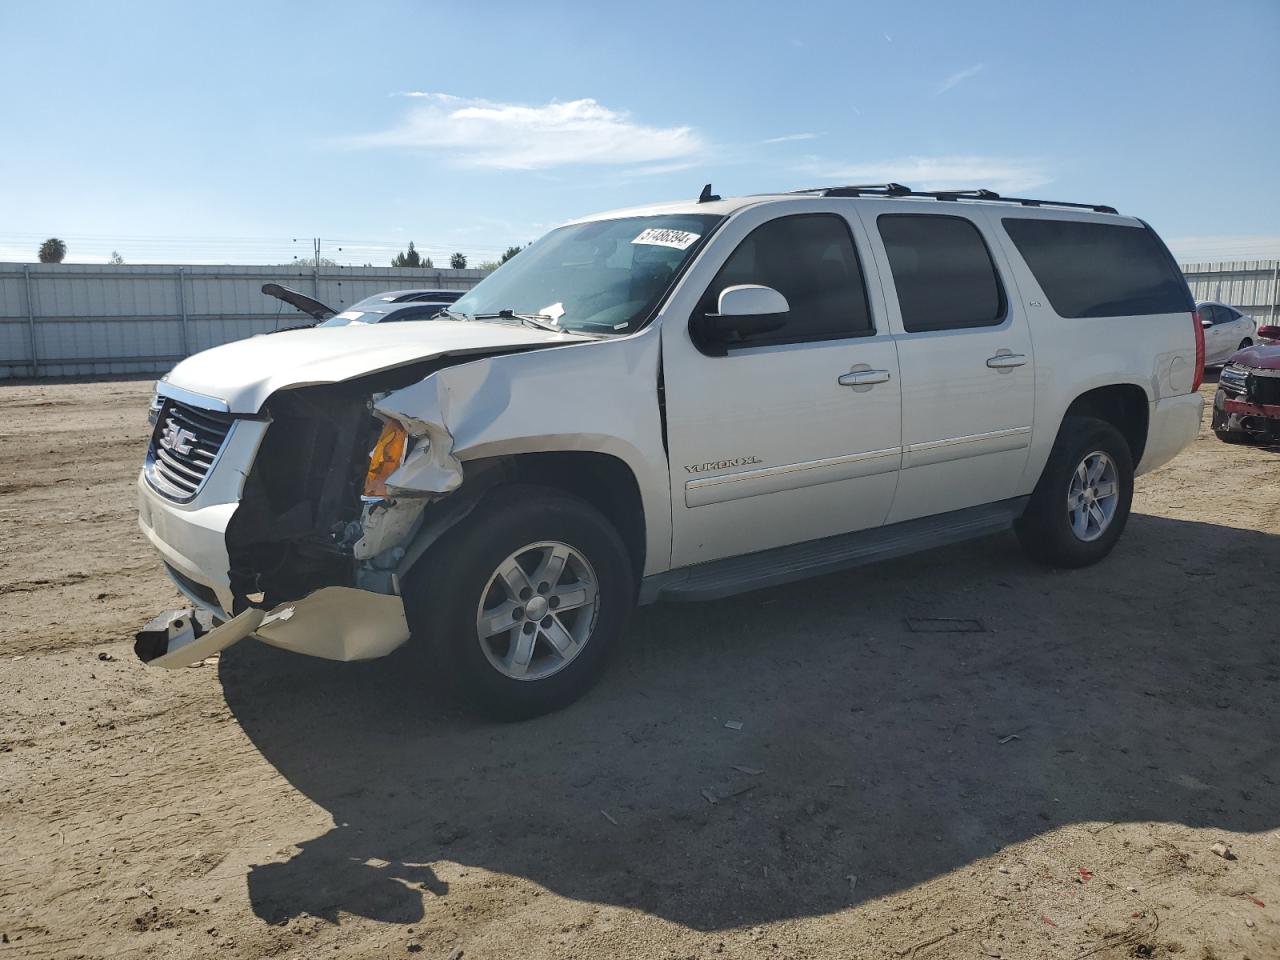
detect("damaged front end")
[137,363,468,669]
[225,366,467,651]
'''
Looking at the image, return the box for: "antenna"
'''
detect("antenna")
[697,183,720,203]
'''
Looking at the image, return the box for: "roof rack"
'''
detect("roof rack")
[782,183,1118,214]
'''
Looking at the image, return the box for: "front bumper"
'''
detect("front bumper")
[133,587,410,669]
[1212,389,1280,438]
[137,436,411,667]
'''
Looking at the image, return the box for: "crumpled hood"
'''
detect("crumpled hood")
[1228,342,1280,372]
[163,320,591,413]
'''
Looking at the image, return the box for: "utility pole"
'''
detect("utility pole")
[292,237,343,269]
[293,237,341,297]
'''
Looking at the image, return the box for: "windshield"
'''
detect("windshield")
[452,214,722,335]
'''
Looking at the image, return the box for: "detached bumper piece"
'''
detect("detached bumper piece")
[134,607,265,669]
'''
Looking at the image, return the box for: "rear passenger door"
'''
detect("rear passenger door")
[855,204,1034,523]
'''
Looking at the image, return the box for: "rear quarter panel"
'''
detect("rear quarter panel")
[986,211,1197,493]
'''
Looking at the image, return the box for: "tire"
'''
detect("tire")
[403,485,634,720]
[1239,338,1253,350]
[1214,427,1253,445]
[1015,417,1134,568]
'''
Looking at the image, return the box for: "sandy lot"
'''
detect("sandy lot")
[1,377,1277,960]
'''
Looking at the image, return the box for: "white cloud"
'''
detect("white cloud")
[761,133,819,145]
[936,63,985,95]
[808,155,1052,194]
[1166,235,1280,263]
[349,93,705,170]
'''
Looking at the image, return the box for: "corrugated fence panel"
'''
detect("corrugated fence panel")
[7,258,1272,380]
[1181,259,1279,325]
[0,263,485,378]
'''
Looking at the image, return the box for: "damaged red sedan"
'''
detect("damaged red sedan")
[1212,325,1280,443]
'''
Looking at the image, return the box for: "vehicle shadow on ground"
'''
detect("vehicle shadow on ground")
[221,514,1280,931]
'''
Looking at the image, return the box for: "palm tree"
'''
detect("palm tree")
[38,238,67,263]
[450,252,467,269]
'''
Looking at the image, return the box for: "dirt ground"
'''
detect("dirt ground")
[1,376,1277,960]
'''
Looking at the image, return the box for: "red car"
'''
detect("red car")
[1212,324,1280,443]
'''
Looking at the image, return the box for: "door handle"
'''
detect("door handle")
[986,353,1028,369]
[838,369,891,387]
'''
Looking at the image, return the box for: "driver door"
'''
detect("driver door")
[659,204,902,568]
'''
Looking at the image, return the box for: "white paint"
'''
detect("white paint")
[139,189,1205,667]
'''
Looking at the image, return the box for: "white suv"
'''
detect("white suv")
[135,184,1204,717]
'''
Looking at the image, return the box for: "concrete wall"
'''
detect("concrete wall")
[0,263,485,378]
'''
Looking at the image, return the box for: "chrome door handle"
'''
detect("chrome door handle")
[986,353,1028,369]
[838,369,891,387]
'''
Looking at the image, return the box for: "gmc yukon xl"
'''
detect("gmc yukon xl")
[135,184,1205,717]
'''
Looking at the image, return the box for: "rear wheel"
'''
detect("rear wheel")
[1239,338,1253,350]
[404,485,634,719]
[1015,417,1134,568]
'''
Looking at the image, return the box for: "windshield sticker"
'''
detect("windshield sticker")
[334,310,365,322]
[539,301,566,322]
[632,228,700,250]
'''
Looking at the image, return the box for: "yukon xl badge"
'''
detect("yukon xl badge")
[684,456,763,475]
[159,422,197,456]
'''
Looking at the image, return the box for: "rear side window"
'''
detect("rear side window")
[1001,218,1192,318]
[700,213,873,346]
[878,215,1006,332]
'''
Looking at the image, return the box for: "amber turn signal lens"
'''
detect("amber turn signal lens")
[363,419,408,498]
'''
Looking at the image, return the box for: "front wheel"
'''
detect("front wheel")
[1015,417,1134,568]
[1214,426,1253,445]
[403,486,634,719]
[1239,338,1253,351]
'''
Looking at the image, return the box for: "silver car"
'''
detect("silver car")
[1198,300,1257,366]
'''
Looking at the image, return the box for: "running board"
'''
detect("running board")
[639,497,1028,604]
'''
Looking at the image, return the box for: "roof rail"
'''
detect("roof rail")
[786,183,912,197]
[781,183,1118,214]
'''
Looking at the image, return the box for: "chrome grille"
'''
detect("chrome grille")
[145,399,236,501]
[1219,365,1248,396]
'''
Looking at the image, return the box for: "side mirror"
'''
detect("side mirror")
[1258,325,1280,341]
[1201,317,1213,329]
[692,284,789,354]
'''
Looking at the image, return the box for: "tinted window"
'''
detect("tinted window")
[1002,218,1192,318]
[878,215,1005,332]
[699,214,872,346]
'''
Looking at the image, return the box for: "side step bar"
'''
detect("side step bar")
[639,497,1028,604]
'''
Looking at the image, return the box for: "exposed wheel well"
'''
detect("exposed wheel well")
[498,452,647,578]
[1064,385,1149,464]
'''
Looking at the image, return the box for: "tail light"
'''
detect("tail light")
[1192,310,1205,392]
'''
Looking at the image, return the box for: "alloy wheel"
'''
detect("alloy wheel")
[475,541,599,681]
[1066,451,1119,542]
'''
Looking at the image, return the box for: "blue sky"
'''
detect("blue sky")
[2,0,1277,265]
